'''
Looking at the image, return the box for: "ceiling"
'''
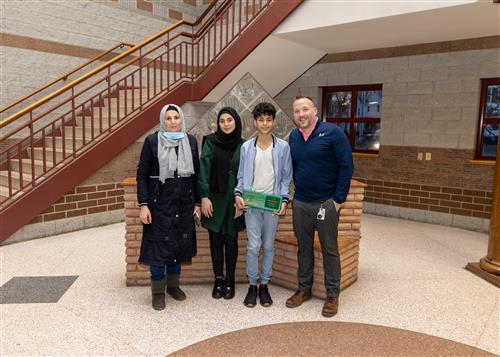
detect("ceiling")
[274,1,500,53]
[204,0,499,102]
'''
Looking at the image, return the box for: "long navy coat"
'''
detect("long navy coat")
[136,132,200,266]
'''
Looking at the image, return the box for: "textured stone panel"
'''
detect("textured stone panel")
[188,73,296,144]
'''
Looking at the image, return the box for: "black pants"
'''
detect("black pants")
[208,230,238,280]
[292,198,340,298]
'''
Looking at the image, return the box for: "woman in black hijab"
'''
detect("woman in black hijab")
[197,107,245,299]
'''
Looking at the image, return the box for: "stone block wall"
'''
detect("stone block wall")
[1,0,174,114]
[115,0,208,23]
[276,46,499,150]
[274,39,499,231]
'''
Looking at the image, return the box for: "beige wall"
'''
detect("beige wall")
[0,0,205,111]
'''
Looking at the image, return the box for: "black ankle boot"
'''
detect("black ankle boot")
[222,278,235,300]
[212,277,224,299]
[243,285,258,307]
[258,283,273,307]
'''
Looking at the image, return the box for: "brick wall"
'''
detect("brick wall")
[29,183,124,225]
[358,178,492,220]
[354,146,494,190]
[352,145,494,220]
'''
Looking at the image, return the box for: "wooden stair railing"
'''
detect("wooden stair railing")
[0,0,304,242]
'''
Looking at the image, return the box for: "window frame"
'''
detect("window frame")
[475,78,500,161]
[321,84,383,154]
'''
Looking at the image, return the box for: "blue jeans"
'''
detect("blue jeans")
[150,262,181,281]
[245,208,279,285]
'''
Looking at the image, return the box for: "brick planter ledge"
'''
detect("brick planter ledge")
[122,178,366,298]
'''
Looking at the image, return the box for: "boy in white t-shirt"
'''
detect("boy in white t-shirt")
[234,102,292,307]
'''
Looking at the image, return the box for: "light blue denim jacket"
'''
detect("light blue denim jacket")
[234,135,292,203]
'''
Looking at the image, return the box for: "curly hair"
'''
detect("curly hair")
[252,102,276,120]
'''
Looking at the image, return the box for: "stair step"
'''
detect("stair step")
[0,184,26,203]
[45,136,85,150]
[0,185,16,202]
[0,185,10,197]
[77,111,120,124]
[0,170,34,190]
[116,89,150,100]
[78,109,120,120]
[92,98,139,111]
[64,125,109,139]
[10,159,54,176]
[28,147,72,162]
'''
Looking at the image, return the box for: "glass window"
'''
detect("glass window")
[484,84,500,118]
[327,92,351,118]
[332,122,350,137]
[322,84,382,154]
[481,124,498,157]
[355,122,380,151]
[476,79,500,160]
[356,90,382,118]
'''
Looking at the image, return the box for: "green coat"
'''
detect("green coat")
[197,138,245,234]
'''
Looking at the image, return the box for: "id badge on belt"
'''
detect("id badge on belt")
[317,202,325,221]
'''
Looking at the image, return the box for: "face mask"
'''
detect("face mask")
[162,132,185,141]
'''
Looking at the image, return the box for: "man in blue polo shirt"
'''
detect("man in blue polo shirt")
[286,95,353,317]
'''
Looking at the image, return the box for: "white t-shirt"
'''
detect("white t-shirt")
[252,144,274,194]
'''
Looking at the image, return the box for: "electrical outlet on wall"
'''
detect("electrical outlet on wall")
[417,152,423,160]
[425,152,432,161]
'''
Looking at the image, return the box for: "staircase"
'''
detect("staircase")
[0,0,304,242]
[1,86,147,197]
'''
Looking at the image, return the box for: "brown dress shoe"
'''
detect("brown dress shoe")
[285,290,311,308]
[322,296,339,317]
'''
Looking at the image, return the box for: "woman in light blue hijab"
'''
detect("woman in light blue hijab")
[136,104,200,311]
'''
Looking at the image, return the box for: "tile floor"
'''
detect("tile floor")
[0,215,498,356]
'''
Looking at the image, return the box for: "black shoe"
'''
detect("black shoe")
[259,284,273,307]
[212,277,224,299]
[243,285,258,307]
[222,279,235,300]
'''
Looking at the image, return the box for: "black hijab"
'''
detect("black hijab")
[205,107,242,193]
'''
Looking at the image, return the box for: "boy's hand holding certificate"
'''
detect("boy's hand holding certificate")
[242,189,282,213]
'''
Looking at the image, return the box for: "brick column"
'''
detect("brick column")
[273,180,366,297]
[123,178,150,286]
[123,178,366,294]
[122,177,248,286]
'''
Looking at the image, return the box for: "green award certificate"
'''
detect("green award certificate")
[242,189,282,213]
